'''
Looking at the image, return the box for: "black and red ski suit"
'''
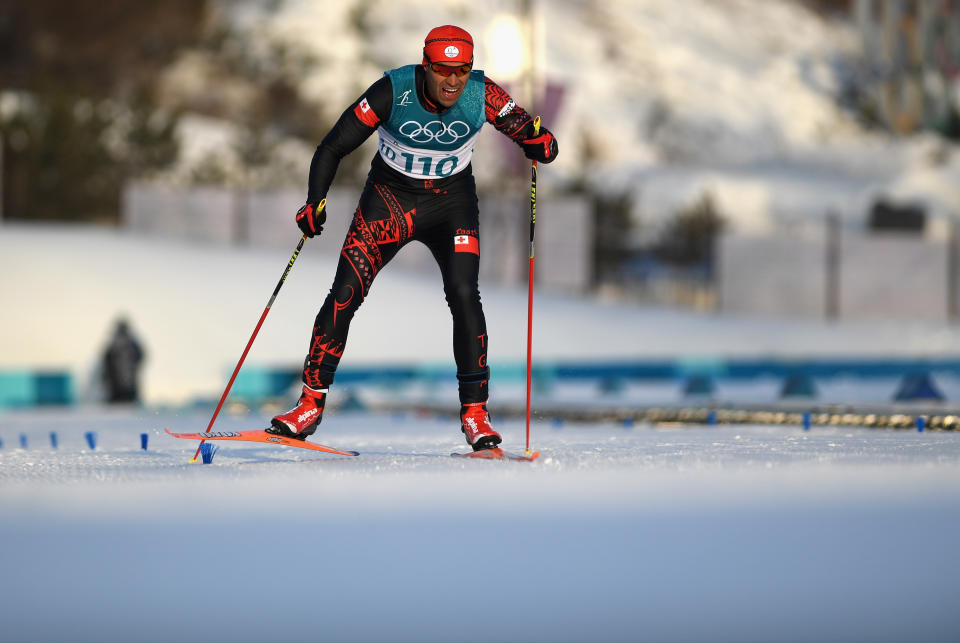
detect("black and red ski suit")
[300,65,557,404]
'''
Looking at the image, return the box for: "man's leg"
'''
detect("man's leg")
[423,192,500,450]
[270,183,416,438]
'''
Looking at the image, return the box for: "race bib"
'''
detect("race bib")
[377,125,480,179]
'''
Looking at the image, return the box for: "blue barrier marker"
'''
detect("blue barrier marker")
[707,410,717,426]
[19,434,27,449]
[84,431,97,450]
[802,412,812,431]
[623,417,635,429]
[200,443,218,464]
[50,432,58,449]
[140,433,149,451]
[894,373,944,402]
[916,416,926,432]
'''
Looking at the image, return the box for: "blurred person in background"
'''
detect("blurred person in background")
[101,317,145,404]
[267,24,558,450]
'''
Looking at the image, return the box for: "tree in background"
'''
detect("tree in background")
[599,192,725,307]
[0,1,211,222]
[652,193,725,273]
[0,0,331,222]
[591,192,636,291]
[177,23,329,190]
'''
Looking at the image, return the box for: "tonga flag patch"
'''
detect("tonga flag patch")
[454,234,479,255]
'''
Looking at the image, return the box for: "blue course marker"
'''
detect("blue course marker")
[200,443,218,464]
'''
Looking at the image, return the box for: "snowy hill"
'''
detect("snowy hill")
[163,0,959,234]
[218,0,863,171]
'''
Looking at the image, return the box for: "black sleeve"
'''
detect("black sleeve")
[306,75,393,203]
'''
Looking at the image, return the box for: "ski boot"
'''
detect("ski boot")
[460,402,502,451]
[266,385,326,441]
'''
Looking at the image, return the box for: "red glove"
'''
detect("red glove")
[521,124,558,163]
[296,201,327,238]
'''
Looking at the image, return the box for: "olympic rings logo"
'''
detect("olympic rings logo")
[398,120,471,144]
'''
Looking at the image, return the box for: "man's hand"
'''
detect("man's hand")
[521,124,558,163]
[296,200,327,238]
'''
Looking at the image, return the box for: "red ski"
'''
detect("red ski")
[165,429,359,456]
[451,447,540,462]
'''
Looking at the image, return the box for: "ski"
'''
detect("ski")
[165,429,359,456]
[451,447,540,462]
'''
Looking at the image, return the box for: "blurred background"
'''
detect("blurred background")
[2,0,960,417]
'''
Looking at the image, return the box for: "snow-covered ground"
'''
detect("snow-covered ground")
[1,406,958,643]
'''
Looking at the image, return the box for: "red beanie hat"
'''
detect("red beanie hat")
[422,25,474,65]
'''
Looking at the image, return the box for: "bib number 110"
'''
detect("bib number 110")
[381,142,458,177]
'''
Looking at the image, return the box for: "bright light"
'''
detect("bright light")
[484,14,527,81]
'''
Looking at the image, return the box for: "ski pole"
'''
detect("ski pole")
[189,199,322,462]
[524,117,540,456]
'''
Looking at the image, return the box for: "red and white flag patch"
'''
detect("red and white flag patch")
[353,97,381,127]
[454,234,479,255]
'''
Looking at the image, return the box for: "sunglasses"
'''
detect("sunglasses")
[429,62,472,77]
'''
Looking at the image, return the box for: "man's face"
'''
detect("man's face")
[425,62,471,108]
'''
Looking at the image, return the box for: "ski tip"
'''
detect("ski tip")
[451,448,539,461]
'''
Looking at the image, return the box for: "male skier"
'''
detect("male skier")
[267,25,558,450]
